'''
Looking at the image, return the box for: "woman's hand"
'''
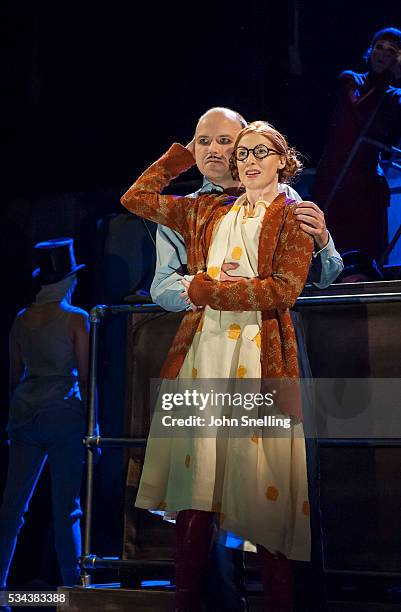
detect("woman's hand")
[183,266,248,310]
[219,262,247,282]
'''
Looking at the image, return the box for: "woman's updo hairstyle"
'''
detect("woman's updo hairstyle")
[229,121,303,184]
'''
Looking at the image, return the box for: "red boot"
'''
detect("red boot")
[174,509,215,612]
[257,546,294,612]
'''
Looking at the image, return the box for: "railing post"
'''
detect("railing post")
[80,305,106,586]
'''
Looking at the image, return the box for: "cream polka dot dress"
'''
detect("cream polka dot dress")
[135,195,311,561]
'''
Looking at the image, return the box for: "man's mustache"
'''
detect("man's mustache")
[205,154,223,161]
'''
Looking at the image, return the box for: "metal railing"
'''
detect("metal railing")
[80,303,163,586]
[80,288,401,585]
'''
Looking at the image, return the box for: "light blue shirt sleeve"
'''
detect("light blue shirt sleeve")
[150,224,194,312]
[309,233,344,288]
[279,184,343,288]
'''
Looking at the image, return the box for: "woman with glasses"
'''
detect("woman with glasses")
[121,121,313,612]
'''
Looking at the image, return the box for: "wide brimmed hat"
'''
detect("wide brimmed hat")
[32,237,85,285]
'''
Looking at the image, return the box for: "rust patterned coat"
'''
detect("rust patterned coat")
[121,144,313,398]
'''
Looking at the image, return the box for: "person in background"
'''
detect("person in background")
[313,27,401,262]
[0,238,88,591]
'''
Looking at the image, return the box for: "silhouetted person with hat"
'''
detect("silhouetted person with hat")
[313,27,401,262]
[0,238,88,589]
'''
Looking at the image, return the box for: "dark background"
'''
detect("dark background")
[2,0,401,196]
[1,0,400,585]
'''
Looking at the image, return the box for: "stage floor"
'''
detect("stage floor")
[58,584,401,611]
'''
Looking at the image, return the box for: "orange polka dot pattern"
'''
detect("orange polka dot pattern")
[231,246,243,260]
[237,365,247,378]
[253,332,261,349]
[228,323,241,340]
[266,486,279,501]
[207,266,220,279]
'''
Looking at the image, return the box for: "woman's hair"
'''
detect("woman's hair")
[229,121,303,184]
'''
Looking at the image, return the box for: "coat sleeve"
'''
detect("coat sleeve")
[120,143,199,236]
[188,206,313,311]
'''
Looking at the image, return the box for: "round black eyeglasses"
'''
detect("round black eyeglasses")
[235,144,280,162]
